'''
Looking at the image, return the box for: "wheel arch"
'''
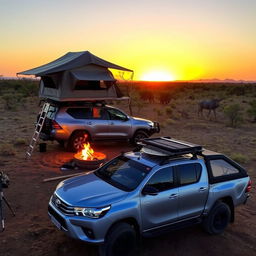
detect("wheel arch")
[217,196,235,222]
[106,217,140,238]
[134,128,149,136]
[69,129,92,141]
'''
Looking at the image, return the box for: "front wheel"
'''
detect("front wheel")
[203,202,231,235]
[131,130,149,145]
[99,223,138,256]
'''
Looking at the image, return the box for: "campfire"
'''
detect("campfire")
[74,143,106,169]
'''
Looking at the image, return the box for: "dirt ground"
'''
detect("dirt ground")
[0,97,255,256]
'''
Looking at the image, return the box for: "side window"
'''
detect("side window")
[146,167,174,192]
[92,108,109,120]
[66,108,92,119]
[42,76,57,89]
[74,80,101,90]
[178,163,202,186]
[107,109,127,121]
[210,159,239,177]
[46,106,58,119]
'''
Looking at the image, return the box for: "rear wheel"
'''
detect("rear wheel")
[67,131,89,152]
[203,202,231,235]
[131,130,149,145]
[99,222,138,256]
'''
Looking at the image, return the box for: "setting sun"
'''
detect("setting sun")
[140,70,176,81]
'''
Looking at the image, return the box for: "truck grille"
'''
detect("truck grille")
[51,194,75,216]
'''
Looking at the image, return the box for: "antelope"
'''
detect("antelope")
[198,99,222,119]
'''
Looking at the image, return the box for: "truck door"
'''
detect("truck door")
[106,108,132,139]
[175,163,208,220]
[88,107,110,139]
[140,167,178,231]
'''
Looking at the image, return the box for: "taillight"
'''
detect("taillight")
[246,179,252,193]
[52,120,62,129]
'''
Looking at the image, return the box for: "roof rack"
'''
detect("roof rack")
[140,137,203,157]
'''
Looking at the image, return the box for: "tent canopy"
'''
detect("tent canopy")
[17,51,133,76]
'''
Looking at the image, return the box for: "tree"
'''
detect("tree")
[224,104,243,127]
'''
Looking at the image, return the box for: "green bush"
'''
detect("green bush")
[14,138,27,145]
[230,153,248,164]
[247,100,256,122]
[223,104,243,127]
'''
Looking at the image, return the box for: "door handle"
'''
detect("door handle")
[169,193,178,199]
[87,122,92,125]
[110,122,114,125]
[199,187,207,192]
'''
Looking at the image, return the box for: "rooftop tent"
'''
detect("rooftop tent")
[17,51,133,101]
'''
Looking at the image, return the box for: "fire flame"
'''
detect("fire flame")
[75,142,106,161]
[81,142,94,160]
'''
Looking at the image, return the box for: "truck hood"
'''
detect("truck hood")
[56,172,128,207]
[132,117,153,124]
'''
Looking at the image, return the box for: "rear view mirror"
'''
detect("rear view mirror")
[142,185,159,196]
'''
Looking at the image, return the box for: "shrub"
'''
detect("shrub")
[230,153,248,164]
[165,106,173,115]
[247,100,256,122]
[157,109,163,116]
[2,94,17,110]
[2,92,25,110]
[223,104,243,127]
[14,138,27,145]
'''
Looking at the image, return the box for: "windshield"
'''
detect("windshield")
[95,156,151,191]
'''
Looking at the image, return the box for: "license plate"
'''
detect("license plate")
[51,215,61,230]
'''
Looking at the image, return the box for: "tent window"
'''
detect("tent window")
[74,80,105,90]
[42,76,57,89]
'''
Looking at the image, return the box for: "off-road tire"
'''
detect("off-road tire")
[67,131,89,152]
[131,130,149,145]
[203,202,231,235]
[99,222,138,256]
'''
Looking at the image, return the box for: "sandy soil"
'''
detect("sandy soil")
[0,99,255,256]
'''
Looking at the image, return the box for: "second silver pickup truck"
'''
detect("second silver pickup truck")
[48,137,251,256]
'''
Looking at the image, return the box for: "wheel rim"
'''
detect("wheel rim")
[111,231,136,256]
[73,135,87,151]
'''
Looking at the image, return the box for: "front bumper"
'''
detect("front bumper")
[149,122,160,135]
[48,199,105,244]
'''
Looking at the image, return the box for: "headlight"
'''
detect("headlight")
[74,206,111,218]
[56,181,64,190]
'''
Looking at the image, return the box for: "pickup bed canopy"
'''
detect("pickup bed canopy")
[17,51,133,102]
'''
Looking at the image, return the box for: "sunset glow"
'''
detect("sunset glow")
[141,71,176,81]
[0,0,255,81]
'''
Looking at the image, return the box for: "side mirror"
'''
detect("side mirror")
[122,116,129,122]
[142,185,159,196]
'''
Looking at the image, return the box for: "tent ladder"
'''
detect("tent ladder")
[26,102,50,159]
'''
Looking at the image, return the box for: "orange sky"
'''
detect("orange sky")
[1,0,256,81]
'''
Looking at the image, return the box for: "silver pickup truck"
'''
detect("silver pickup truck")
[48,137,251,256]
